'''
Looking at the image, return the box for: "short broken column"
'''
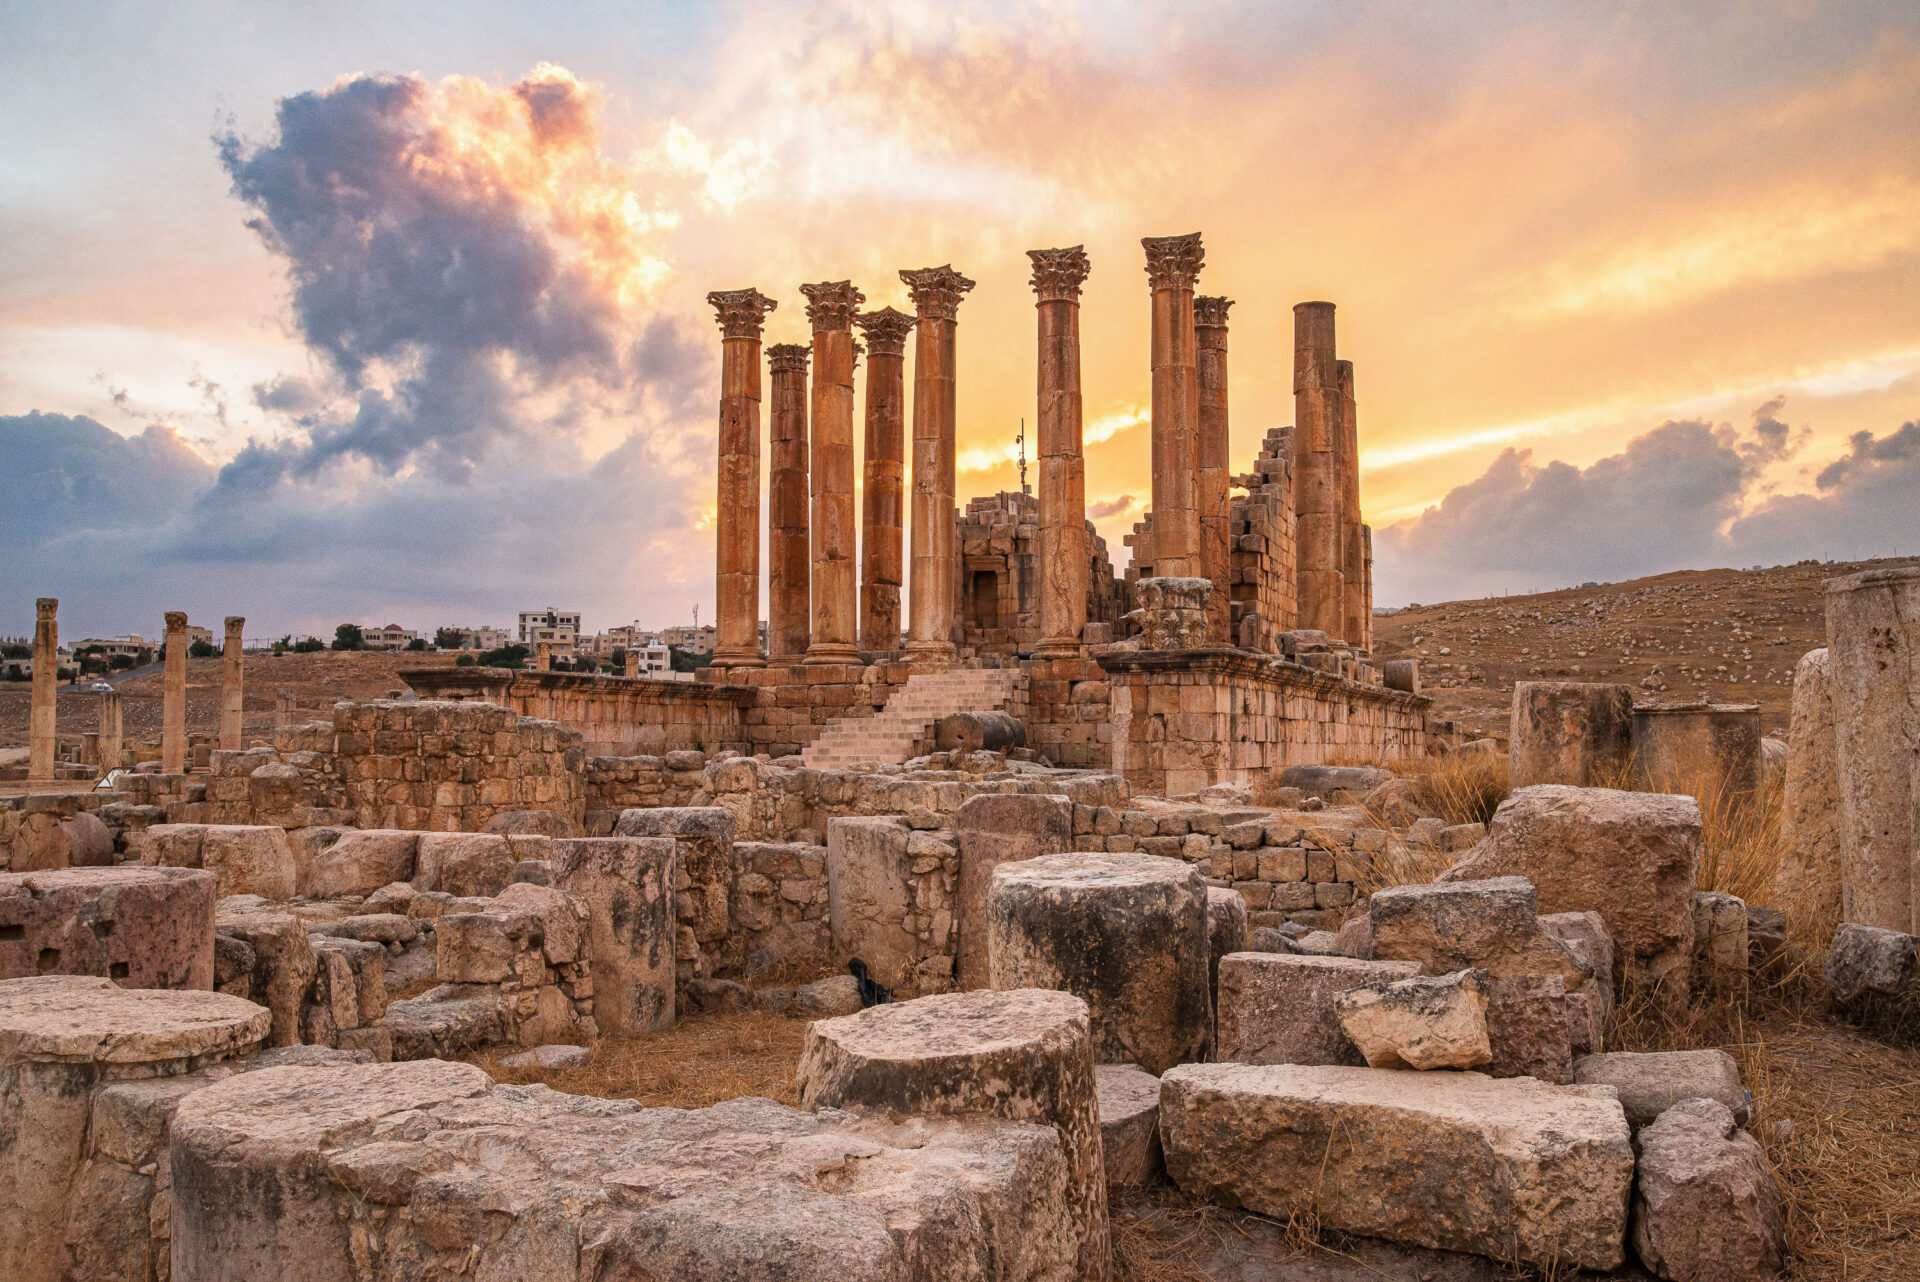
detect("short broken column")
[534,641,552,672]
[766,343,813,662]
[273,688,296,728]
[1631,701,1763,803]
[954,793,1073,990]
[797,987,1110,1281]
[826,816,916,991]
[551,836,676,1033]
[1508,680,1634,788]
[220,615,245,750]
[96,690,123,772]
[613,806,737,970]
[1778,648,1842,930]
[0,976,270,1282]
[28,598,57,784]
[161,611,188,774]
[1824,565,1920,932]
[987,851,1212,1073]
[622,648,640,678]
[0,866,217,988]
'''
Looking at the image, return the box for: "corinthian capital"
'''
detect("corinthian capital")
[853,307,916,358]
[899,265,976,321]
[36,598,57,620]
[800,280,866,331]
[1142,233,1205,291]
[1194,295,1234,329]
[1027,246,1090,303]
[767,343,812,373]
[165,611,188,632]
[706,288,777,340]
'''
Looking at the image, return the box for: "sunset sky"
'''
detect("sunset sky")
[4,1,1918,640]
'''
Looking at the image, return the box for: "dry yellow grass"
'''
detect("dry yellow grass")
[1406,748,1512,827]
[473,1008,811,1108]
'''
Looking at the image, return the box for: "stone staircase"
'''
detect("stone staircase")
[801,668,1021,768]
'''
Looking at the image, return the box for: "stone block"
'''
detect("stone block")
[1486,973,1574,1083]
[301,829,420,899]
[1334,968,1492,1070]
[1573,1049,1748,1129]
[142,823,297,901]
[0,866,216,989]
[1159,1063,1633,1271]
[1097,1062,1162,1189]
[551,837,675,1035]
[826,817,917,992]
[1443,786,1701,995]
[953,794,1073,991]
[1216,952,1420,1066]
[1632,1099,1785,1281]
[1508,681,1634,788]
[1370,876,1588,984]
[413,832,516,898]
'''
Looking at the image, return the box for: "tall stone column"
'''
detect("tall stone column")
[534,641,552,673]
[220,616,245,750]
[1030,246,1092,657]
[1293,301,1345,637]
[707,289,777,668]
[903,265,976,660]
[97,690,123,772]
[623,648,640,678]
[801,280,864,665]
[1143,233,1204,578]
[28,597,58,783]
[1337,359,1368,650]
[855,306,914,652]
[162,612,188,774]
[1195,295,1234,645]
[706,291,771,671]
[767,343,813,662]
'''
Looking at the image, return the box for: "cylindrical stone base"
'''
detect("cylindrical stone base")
[797,987,1109,1281]
[1508,681,1634,788]
[987,851,1212,1073]
[1825,566,1920,932]
[954,794,1073,991]
[934,710,1026,754]
[0,976,269,1282]
[0,866,217,989]
[1631,703,1763,804]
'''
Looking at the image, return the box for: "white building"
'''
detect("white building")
[362,624,419,650]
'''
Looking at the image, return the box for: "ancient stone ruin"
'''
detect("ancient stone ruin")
[9,233,1912,1281]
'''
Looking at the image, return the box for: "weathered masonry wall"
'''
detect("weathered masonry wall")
[1097,650,1429,796]
[405,668,753,756]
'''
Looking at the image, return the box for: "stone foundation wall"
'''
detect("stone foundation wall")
[1098,650,1430,797]
[333,701,586,831]
[714,660,918,757]
[585,751,711,815]
[1230,425,1299,651]
[403,667,753,756]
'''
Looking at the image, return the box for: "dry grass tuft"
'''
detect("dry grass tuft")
[474,1008,811,1109]
[1406,749,1512,827]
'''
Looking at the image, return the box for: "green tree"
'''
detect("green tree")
[454,653,476,667]
[331,623,366,651]
[273,634,291,656]
[434,627,466,650]
[292,636,326,653]
[109,653,137,671]
[478,643,529,669]
[188,638,217,658]
[405,637,428,651]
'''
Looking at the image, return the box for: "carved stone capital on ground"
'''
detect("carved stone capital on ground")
[899,265,976,321]
[1028,246,1091,303]
[705,288,777,340]
[800,280,865,331]
[767,343,812,372]
[1142,233,1205,291]
[853,306,915,358]
[1194,295,1235,331]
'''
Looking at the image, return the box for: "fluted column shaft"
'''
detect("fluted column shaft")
[1293,301,1345,637]
[1337,359,1367,650]
[801,281,864,664]
[903,265,975,659]
[1030,247,1092,656]
[1144,234,1204,578]
[220,616,245,750]
[162,612,188,774]
[708,289,777,668]
[1196,297,1234,645]
[856,307,914,652]
[767,344,813,661]
[28,597,57,783]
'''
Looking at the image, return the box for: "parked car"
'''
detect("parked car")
[87,681,114,693]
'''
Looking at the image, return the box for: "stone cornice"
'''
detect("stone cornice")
[1142,233,1205,291]
[1194,295,1234,329]
[800,280,866,330]
[1094,647,1432,710]
[706,288,777,340]
[899,265,976,321]
[1027,246,1091,303]
[853,306,916,357]
[767,343,812,372]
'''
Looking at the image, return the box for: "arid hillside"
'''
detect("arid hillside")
[1374,555,1920,740]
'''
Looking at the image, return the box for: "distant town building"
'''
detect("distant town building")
[519,608,581,654]
[440,626,510,651]
[659,624,716,656]
[180,624,215,649]
[73,635,150,660]
[362,624,420,650]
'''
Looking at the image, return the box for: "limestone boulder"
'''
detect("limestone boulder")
[143,823,297,901]
[1823,922,1919,1033]
[953,793,1072,990]
[1508,680,1634,788]
[1486,973,1575,1084]
[614,806,736,947]
[827,816,918,992]
[1096,1062,1162,1188]
[1573,1049,1748,1129]
[1334,968,1492,1070]
[1632,1098,1785,1280]
[1215,952,1419,1067]
[1443,785,1701,994]
[1159,1063,1634,1271]
[551,836,675,1034]
[211,911,316,1048]
[59,812,115,867]
[1369,877,1588,985]
[1693,891,1750,983]
[169,1061,1080,1282]
[1276,763,1393,801]
[0,866,216,989]
[301,829,419,899]
[412,832,517,898]
[482,808,578,838]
